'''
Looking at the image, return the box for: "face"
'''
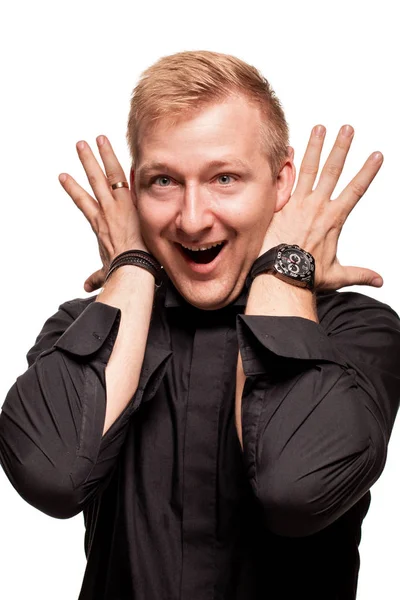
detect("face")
[131,94,293,310]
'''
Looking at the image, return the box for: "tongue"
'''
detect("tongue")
[185,245,222,264]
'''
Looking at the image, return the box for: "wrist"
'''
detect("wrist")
[246,273,318,322]
[99,263,155,291]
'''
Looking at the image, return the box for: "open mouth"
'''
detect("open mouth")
[177,242,226,264]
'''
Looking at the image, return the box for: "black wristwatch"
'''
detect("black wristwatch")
[246,244,315,291]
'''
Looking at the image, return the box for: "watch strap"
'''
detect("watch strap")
[245,246,279,289]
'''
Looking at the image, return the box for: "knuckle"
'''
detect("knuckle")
[325,212,342,231]
[358,272,370,285]
[106,170,124,184]
[97,225,110,239]
[96,219,110,239]
[325,163,343,178]
[92,214,105,233]
[88,174,98,188]
[75,193,90,212]
[336,141,349,151]
[335,217,345,230]
[300,164,319,176]
[332,209,345,229]
[350,182,366,198]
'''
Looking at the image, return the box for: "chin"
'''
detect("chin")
[173,276,241,311]
[185,296,225,311]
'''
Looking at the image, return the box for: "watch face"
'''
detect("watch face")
[275,245,314,280]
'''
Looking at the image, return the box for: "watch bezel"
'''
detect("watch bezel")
[274,244,315,287]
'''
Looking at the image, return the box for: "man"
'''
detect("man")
[0,50,399,599]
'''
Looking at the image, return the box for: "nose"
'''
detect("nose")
[175,183,214,240]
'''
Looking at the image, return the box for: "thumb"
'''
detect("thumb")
[340,265,384,288]
[84,267,107,293]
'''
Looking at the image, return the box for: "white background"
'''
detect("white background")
[0,0,399,598]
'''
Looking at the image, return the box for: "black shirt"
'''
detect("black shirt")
[1,277,400,599]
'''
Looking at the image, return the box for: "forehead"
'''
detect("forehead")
[136,95,264,170]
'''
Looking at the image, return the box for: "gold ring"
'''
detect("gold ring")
[111,181,129,190]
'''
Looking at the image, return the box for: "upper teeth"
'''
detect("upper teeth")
[181,242,224,251]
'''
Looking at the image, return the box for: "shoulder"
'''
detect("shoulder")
[316,289,399,334]
[316,290,400,379]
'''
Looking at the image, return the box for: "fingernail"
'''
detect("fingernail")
[314,125,325,137]
[371,151,383,162]
[97,135,105,146]
[341,125,354,137]
[77,141,86,150]
[372,277,383,286]
[59,173,67,183]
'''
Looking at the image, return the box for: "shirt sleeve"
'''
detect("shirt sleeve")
[0,296,172,519]
[236,290,400,537]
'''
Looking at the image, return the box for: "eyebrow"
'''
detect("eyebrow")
[136,158,251,182]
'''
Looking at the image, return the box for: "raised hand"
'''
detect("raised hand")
[261,125,384,290]
[59,136,147,292]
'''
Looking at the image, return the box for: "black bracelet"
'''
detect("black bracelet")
[109,249,160,272]
[105,250,163,287]
[105,258,163,287]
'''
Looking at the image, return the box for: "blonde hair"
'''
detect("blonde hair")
[127,50,289,178]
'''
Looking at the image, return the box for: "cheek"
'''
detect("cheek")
[224,197,275,237]
[136,201,166,239]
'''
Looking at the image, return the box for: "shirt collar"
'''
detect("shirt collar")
[163,275,248,309]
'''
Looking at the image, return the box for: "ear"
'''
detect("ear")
[275,146,296,212]
[129,167,138,207]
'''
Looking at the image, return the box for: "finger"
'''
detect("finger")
[316,125,354,198]
[336,151,383,218]
[84,268,106,292]
[295,125,326,196]
[337,265,383,288]
[96,135,130,193]
[76,140,115,209]
[59,172,99,229]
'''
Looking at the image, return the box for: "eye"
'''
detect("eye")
[152,175,172,187]
[216,174,236,185]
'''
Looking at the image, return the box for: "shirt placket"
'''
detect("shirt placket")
[180,315,228,600]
